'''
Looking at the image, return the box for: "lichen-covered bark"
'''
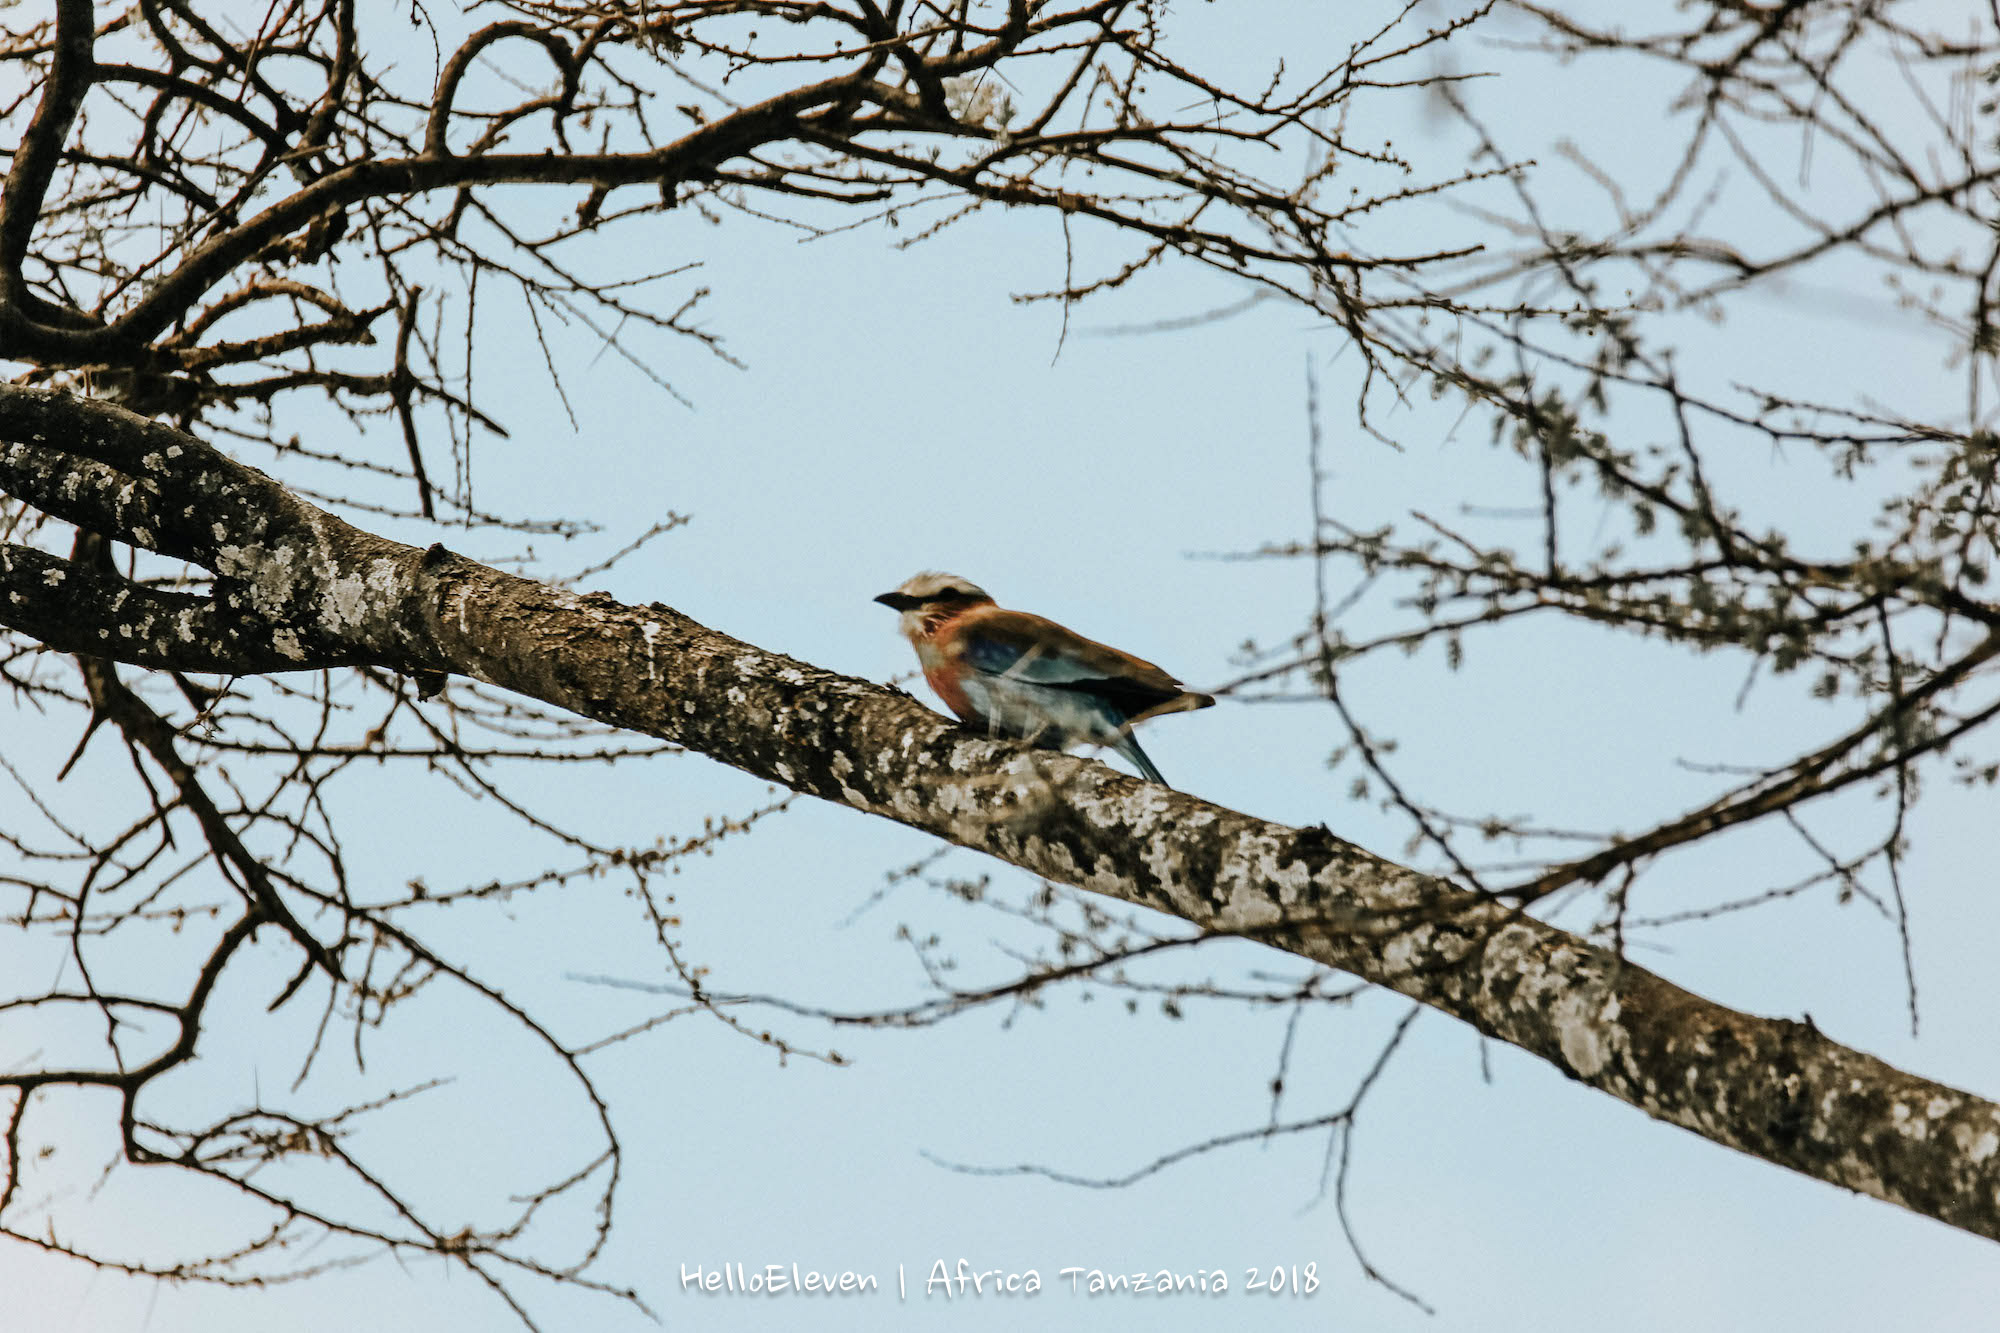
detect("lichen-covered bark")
[4,385,1998,1241]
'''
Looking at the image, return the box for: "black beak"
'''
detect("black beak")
[874,591,919,611]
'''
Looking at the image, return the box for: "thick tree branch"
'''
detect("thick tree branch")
[3,385,1994,1242]
[0,544,380,674]
[0,0,91,288]
[0,439,205,564]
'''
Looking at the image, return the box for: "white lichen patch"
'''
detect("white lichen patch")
[1831,1152,1888,1200]
[1075,854,1127,901]
[1555,993,1622,1081]
[1473,924,1626,1082]
[830,753,868,807]
[641,621,662,681]
[1951,1122,2000,1164]
[1477,922,1546,988]
[884,782,932,824]
[317,556,401,633]
[216,541,297,602]
[1135,830,1191,906]
[271,628,306,660]
[1016,833,1079,883]
[1239,832,1313,908]
[1380,926,1436,977]
[1890,1102,1932,1141]
[322,573,370,629]
[1212,879,1282,931]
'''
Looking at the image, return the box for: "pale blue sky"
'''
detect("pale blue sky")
[4,1,1997,1329]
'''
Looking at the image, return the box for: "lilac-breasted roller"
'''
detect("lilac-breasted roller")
[874,572,1214,787]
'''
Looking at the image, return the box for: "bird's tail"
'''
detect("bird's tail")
[1114,732,1170,788]
[1127,689,1216,727]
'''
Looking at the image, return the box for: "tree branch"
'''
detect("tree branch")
[4,384,1993,1242]
[0,544,380,674]
[0,0,92,289]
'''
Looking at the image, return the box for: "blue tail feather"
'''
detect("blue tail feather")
[1115,733,1169,787]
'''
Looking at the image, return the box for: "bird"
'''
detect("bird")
[874,571,1214,787]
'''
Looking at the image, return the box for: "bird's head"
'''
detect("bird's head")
[874,571,993,638]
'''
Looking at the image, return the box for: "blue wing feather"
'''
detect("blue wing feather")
[960,630,1106,686]
[959,631,1026,677]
